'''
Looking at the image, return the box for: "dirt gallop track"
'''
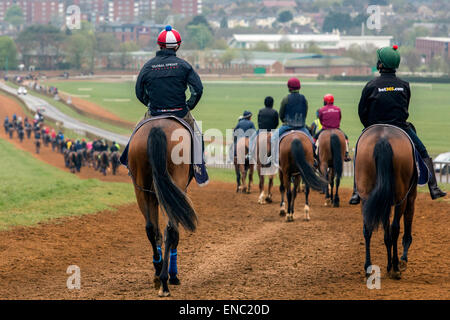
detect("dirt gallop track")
[0,91,449,300]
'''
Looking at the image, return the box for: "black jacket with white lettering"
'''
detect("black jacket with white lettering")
[358,71,411,129]
[135,49,203,118]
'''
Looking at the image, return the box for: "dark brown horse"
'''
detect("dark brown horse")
[110,151,120,175]
[127,118,197,297]
[317,129,346,207]
[68,151,77,173]
[234,136,255,193]
[279,132,328,222]
[256,131,276,204]
[98,151,109,175]
[355,125,417,279]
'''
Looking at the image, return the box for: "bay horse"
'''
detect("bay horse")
[110,151,120,175]
[317,129,346,207]
[98,151,109,176]
[127,118,197,297]
[256,131,276,204]
[279,132,328,222]
[68,151,77,173]
[234,136,255,193]
[355,125,417,279]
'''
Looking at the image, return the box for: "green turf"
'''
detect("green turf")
[0,138,135,230]
[46,79,450,156]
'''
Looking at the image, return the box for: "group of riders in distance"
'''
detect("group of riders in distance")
[3,111,121,176]
[119,25,447,297]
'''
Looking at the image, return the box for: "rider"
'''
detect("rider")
[130,25,208,184]
[314,94,351,162]
[232,111,255,159]
[110,141,120,153]
[248,96,279,160]
[349,45,446,204]
[270,77,315,166]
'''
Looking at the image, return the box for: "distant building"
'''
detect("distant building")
[172,0,202,17]
[284,55,371,76]
[106,0,156,23]
[0,0,65,25]
[99,22,164,46]
[416,37,450,62]
[229,34,393,53]
[263,0,296,8]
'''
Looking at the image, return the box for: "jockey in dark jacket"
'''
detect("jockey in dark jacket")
[127,25,208,184]
[232,111,256,158]
[249,96,279,160]
[349,45,446,204]
[270,77,315,167]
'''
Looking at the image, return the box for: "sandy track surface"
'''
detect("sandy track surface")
[0,92,449,300]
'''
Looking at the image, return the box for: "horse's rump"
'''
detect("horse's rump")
[256,131,272,168]
[317,129,346,166]
[355,125,416,204]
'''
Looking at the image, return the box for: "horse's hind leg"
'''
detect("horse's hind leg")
[363,219,373,277]
[400,189,416,271]
[143,193,163,289]
[304,184,310,221]
[247,164,254,194]
[285,178,293,222]
[258,166,265,204]
[389,203,405,279]
[158,222,179,297]
[234,164,241,192]
[279,170,286,216]
[333,170,340,208]
[266,176,274,203]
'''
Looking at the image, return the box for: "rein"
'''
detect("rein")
[128,169,156,195]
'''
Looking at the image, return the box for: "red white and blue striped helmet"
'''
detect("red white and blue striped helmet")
[157,25,182,48]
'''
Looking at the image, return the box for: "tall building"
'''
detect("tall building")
[106,0,156,23]
[0,0,64,25]
[72,0,107,24]
[172,0,202,17]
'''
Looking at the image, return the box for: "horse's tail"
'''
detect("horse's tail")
[147,126,197,232]
[330,133,343,179]
[363,138,395,231]
[291,139,328,191]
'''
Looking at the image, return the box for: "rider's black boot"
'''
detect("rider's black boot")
[424,157,447,200]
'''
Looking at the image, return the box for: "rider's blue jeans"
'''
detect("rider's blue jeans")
[403,126,429,159]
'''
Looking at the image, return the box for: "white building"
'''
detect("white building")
[229,34,393,51]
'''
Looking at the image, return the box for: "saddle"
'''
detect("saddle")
[355,124,429,186]
[280,129,314,145]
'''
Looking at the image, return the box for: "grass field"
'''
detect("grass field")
[47,79,450,155]
[0,138,135,230]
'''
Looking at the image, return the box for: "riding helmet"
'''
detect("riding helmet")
[157,25,182,48]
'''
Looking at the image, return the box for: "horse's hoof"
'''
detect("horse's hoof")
[153,276,161,289]
[399,259,407,272]
[389,270,401,280]
[333,202,339,208]
[158,288,170,297]
[325,199,331,206]
[265,197,273,203]
[279,208,286,216]
[285,214,294,222]
[169,277,181,285]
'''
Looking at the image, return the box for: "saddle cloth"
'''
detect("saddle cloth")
[120,114,201,168]
[355,124,429,186]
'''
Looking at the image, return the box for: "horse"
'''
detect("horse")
[355,125,417,279]
[98,151,109,176]
[256,131,276,204]
[35,138,40,154]
[127,118,197,297]
[317,129,346,207]
[278,132,328,222]
[234,136,255,193]
[68,151,78,173]
[75,150,84,172]
[93,150,100,170]
[110,151,120,175]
